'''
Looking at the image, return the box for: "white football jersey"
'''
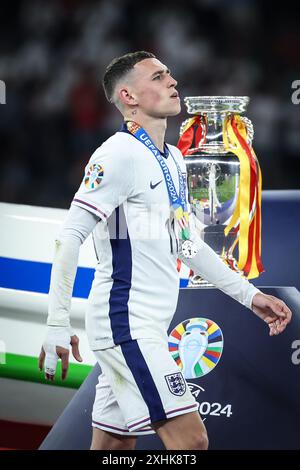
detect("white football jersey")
[72,130,186,350]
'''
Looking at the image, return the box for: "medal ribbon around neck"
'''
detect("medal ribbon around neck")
[124,120,190,240]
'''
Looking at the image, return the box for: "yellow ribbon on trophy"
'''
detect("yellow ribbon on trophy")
[223,115,264,279]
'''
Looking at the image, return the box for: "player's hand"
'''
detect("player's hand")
[251,292,292,336]
[38,326,83,381]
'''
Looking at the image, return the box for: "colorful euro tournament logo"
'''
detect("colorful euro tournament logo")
[168,318,224,379]
[85,164,104,190]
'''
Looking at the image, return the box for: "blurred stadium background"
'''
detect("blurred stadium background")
[0,0,299,211]
[0,0,300,450]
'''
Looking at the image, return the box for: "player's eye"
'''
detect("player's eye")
[153,75,161,80]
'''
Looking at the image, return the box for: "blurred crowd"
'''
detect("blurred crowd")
[0,0,299,208]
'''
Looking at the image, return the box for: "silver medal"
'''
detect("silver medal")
[181,239,198,259]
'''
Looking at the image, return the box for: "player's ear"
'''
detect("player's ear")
[119,87,138,106]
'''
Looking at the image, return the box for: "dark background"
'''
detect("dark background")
[0,0,299,209]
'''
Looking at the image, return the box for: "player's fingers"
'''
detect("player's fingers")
[273,317,287,334]
[269,324,276,336]
[269,322,279,336]
[38,347,46,371]
[280,318,290,331]
[273,315,289,334]
[269,297,292,321]
[58,349,69,380]
[264,315,277,325]
[71,336,83,363]
[44,347,59,380]
[283,304,292,323]
[270,301,286,318]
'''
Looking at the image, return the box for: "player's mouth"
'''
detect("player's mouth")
[170,91,180,100]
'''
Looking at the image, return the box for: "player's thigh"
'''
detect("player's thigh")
[90,427,137,451]
[152,411,208,450]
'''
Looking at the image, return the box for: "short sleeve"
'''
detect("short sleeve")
[72,136,134,221]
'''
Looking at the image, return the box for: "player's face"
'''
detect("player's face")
[130,58,181,118]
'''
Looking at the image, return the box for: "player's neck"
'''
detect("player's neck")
[124,113,167,152]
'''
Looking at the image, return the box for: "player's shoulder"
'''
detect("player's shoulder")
[167,143,185,166]
[167,143,184,157]
[102,131,136,150]
[90,131,136,164]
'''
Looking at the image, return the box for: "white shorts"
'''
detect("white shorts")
[92,337,199,436]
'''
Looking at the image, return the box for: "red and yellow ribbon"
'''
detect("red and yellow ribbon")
[223,114,264,279]
[177,115,206,155]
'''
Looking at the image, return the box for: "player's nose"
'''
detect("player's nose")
[168,75,178,88]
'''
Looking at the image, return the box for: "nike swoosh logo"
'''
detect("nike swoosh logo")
[150,180,163,190]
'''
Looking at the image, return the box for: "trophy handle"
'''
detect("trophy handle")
[241,116,254,146]
[179,117,207,149]
[179,119,190,137]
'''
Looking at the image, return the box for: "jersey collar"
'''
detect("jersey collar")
[119,121,169,159]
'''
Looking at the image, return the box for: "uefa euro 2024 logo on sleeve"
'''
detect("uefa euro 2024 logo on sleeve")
[84,164,104,190]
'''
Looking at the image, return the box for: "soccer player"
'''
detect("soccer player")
[38,51,292,450]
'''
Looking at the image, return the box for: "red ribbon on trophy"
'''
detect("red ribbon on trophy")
[177,115,207,155]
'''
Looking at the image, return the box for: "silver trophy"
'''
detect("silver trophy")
[180,96,254,286]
